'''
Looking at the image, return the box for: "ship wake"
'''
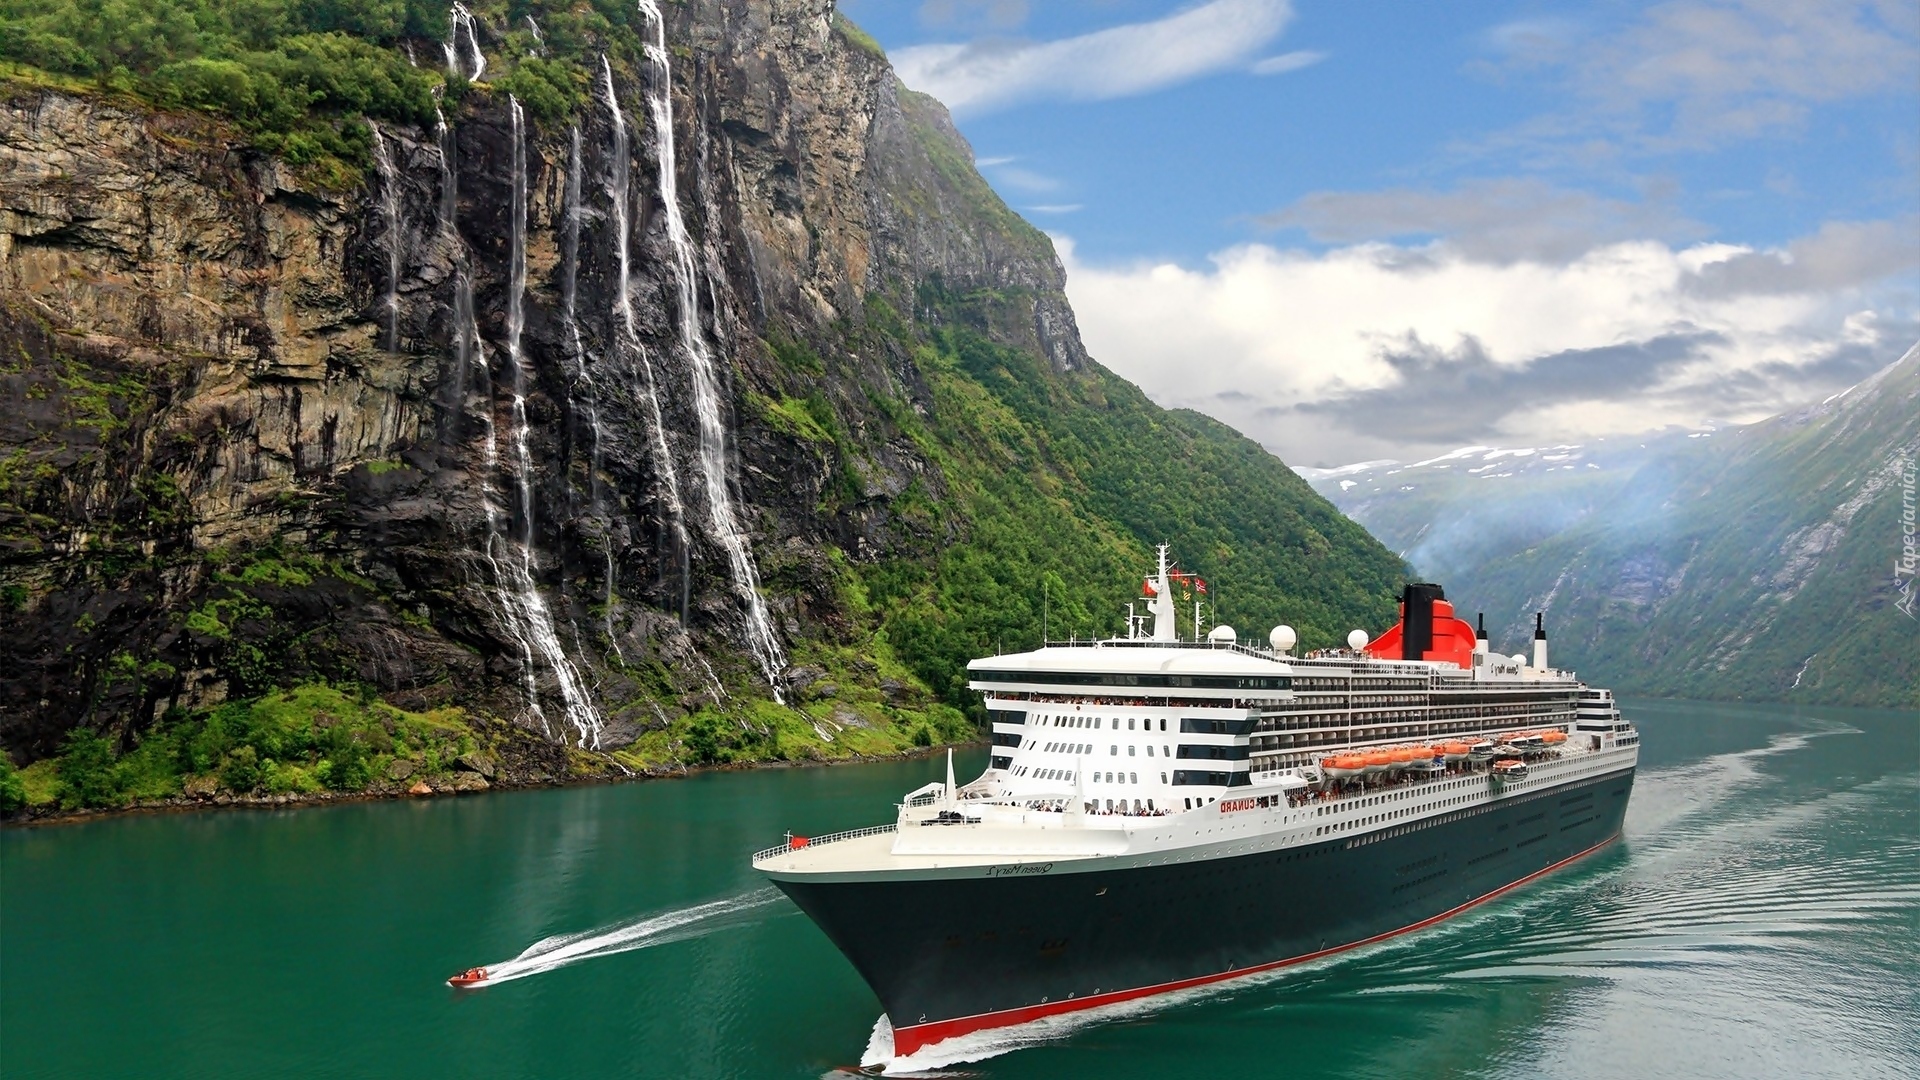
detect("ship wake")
[473,888,783,985]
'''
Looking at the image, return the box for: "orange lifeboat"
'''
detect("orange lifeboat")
[1542,729,1568,745]
[1320,754,1365,780]
[448,967,490,988]
[1362,749,1394,775]
[1437,741,1471,761]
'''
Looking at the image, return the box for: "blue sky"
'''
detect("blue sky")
[838,0,1920,465]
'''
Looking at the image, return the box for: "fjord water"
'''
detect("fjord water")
[3,702,1915,1079]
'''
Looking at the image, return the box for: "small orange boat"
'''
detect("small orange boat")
[1542,729,1568,745]
[1437,741,1472,761]
[1321,754,1366,779]
[448,967,490,988]
[1361,749,1394,774]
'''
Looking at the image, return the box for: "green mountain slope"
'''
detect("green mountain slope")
[1315,348,1919,707]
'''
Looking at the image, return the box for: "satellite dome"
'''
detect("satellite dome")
[1268,625,1297,654]
[1207,625,1237,645]
[1347,629,1370,650]
[1512,653,1528,666]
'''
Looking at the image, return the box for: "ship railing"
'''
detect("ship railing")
[752,823,898,863]
[1043,637,1285,663]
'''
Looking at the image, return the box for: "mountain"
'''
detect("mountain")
[0,0,1404,811]
[1306,347,1920,708]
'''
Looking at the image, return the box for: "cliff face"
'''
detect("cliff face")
[0,0,1402,783]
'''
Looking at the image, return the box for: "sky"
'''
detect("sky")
[836,0,1920,466]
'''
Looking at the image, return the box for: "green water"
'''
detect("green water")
[3,701,1916,1078]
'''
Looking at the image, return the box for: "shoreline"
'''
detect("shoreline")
[1,740,981,830]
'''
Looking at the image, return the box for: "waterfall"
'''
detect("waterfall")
[525,16,545,56]
[599,56,691,623]
[489,97,605,747]
[369,122,403,351]
[561,124,621,656]
[445,3,485,82]
[635,1,787,697]
[433,110,470,436]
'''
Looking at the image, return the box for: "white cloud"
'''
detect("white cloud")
[1260,177,1702,263]
[1473,0,1920,154]
[983,163,1061,192]
[1059,224,1920,466]
[971,155,1016,167]
[890,0,1294,115]
[1025,204,1083,214]
[1250,49,1326,76]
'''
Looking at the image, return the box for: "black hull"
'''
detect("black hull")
[774,766,1634,1053]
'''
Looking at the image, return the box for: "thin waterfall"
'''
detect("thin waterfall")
[445,3,485,81]
[561,124,621,657]
[369,122,404,351]
[635,1,787,697]
[434,109,469,437]
[599,56,690,623]
[488,96,604,746]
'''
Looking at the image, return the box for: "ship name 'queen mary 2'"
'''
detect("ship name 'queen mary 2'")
[753,547,1638,1058]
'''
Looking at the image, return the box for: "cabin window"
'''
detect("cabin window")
[1128,719,1136,731]
[1110,745,1118,756]
[1128,746,1137,757]
[1160,719,1168,731]
[1130,773,1138,784]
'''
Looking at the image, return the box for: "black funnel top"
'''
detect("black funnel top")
[1402,583,1445,658]
[1534,611,1546,640]
[1476,611,1487,641]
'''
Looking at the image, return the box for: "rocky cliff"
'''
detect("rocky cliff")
[0,0,1403,807]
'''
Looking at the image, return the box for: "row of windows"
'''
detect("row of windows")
[1177,744,1249,761]
[1028,714,1171,732]
[1172,770,1251,787]
[974,670,1292,690]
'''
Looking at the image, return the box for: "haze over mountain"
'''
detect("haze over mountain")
[1306,346,1920,707]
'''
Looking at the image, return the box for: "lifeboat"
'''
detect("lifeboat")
[1467,740,1497,761]
[1362,749,1394,775]
[1320,754,1365,780]
[1491,759,1529,779]
[1541,729,1568,745]
[1438,741,1471,762]
[448,967,490,988]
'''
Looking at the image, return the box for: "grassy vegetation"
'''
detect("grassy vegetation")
[0,1,662,176]
[18,683,480,811]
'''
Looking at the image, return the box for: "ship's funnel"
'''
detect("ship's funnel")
[1402,583,1444,658]
[944,748,956,808]
[1531,611,1548,671]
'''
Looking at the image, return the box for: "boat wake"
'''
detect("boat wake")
[469,888,784,986]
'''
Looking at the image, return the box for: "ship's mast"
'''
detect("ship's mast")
[1150,544,1177,642]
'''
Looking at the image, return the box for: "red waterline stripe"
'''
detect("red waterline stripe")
[891,832,1620,1058]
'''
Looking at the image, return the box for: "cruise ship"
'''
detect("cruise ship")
[753,548,1638,1059]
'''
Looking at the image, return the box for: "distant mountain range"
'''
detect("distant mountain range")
[1303,346,1920,708]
